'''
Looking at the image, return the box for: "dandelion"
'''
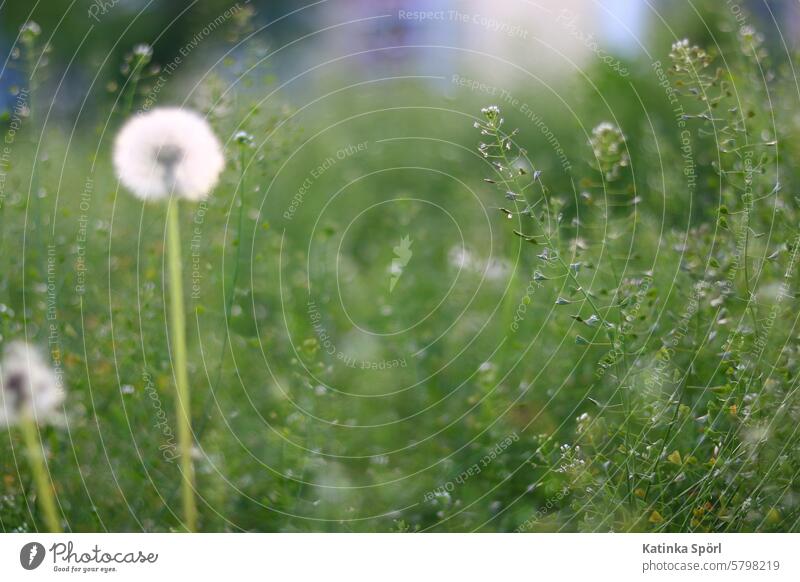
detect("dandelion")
[0,342,62,427]
[113,107,224,532]
[113,107,224,202]
[0,342,64,532]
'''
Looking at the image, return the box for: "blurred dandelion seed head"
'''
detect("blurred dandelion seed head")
[113,107,224,202]
[0,342,63,426]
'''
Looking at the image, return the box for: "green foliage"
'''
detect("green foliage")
[472,25,800,533]
[1,5,799,533]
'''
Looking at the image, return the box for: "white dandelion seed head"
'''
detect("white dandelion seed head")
[113,107,224,202]
[0,342,63,427]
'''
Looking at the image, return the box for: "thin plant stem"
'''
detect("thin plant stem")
[166,197,198,532]
[485,120,613,340]
[232,144,248,318]
[197,143,247,439]
[19,415,61,532]
[742,218,760,334]
[642,382,687,503]
[120,55,146,118]
[22,35,45,298]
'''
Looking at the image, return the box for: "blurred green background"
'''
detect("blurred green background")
[1,0,800,532]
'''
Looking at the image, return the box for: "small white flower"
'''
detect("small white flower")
[0,342,63,426]
[132,43,153,59]
[233,130,254,146]
[671,38,690,52]
[19,21,41,38]
[113,107,224,202]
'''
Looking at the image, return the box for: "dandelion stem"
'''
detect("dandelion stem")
[19,415,61,532]
[166,197,198,532]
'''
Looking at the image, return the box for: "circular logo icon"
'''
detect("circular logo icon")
[19,542,46,570]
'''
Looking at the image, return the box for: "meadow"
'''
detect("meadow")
[1,1,800,533]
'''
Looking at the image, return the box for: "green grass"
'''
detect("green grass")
[2,5,800,533]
